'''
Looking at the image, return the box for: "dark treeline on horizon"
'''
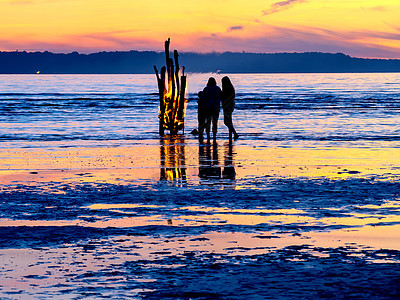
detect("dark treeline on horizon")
[1,50,400,74]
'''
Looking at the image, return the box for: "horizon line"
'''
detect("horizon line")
[1,49,399,60]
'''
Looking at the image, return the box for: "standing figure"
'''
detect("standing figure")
[196,91,207,134]
[198,77,222,143]
[221,76,239,141]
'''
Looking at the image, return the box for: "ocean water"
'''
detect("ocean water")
[1,73,400,148]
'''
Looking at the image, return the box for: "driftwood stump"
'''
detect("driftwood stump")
[154,38,187,136]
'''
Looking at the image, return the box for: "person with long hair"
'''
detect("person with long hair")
[198,77,222,143]
[221,76,239,141]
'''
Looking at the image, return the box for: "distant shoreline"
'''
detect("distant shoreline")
[1,51,400,74]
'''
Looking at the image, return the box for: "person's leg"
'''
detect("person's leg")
[231,123,238,140]
[198,116,204,136]
[233,126,239,140]
[197,112,204,135]
[198,124,204,142]
[198,114,210,141]
[227,112,239,140]
[206,121,211,143]
[212,110,219,141]
[199,116,211,143]
[224,111,238,141]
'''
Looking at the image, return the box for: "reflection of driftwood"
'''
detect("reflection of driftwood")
[154,38,187,136]
[160,137,186,183]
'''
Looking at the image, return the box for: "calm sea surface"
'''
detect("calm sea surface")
[1,73,400,148]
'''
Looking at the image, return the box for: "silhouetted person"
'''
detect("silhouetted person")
[197,90,208,134]
[190,91,207,136]
[221,76,239,141]
[198,77,222,143]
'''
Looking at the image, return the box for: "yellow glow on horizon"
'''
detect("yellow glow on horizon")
[0,0,399,57]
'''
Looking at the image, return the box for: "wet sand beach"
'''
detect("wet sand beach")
[1,136,400,299]
[1,73,400,298]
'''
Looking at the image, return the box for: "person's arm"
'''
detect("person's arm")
[198,91,203,103]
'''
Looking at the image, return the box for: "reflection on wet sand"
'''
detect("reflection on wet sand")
[199,142,221,179]
[160,136,187,182]
[199,142,236,180]
[223,142,236,180]
[3,142,400,190]
[3,201,400,252]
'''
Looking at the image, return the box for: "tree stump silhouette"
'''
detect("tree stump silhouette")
[154,38,187,136]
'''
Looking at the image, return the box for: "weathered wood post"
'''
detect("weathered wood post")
[154,38,187,136]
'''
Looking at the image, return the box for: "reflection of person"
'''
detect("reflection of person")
[222,142,236,179]
[198,77,222,143]
[221,76,239,141]
[198,142,221,179]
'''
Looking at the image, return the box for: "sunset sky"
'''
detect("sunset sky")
[1,0,399,58]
